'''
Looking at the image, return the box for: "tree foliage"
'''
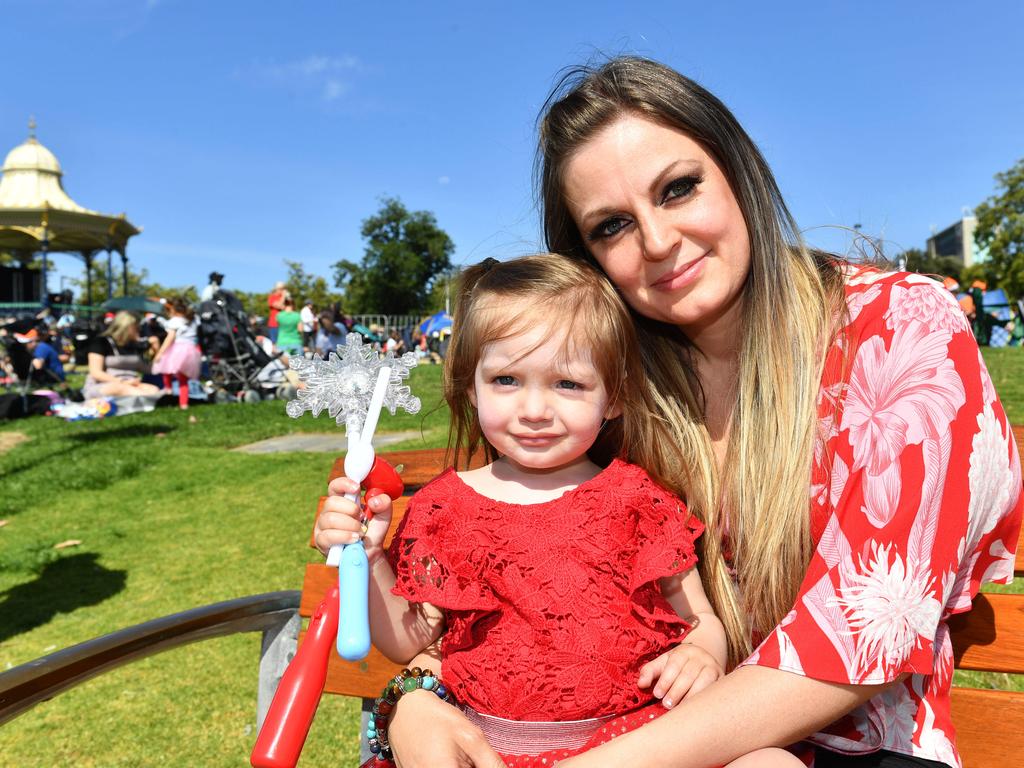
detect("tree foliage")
[333,197,454,314]
[975,157,1024,299]
[283,260,345,314]
[899,247,962,282]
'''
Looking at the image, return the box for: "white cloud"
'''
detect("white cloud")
[238,55,360,103]
[437,176,451,185]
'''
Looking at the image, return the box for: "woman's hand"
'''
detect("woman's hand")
[314,476,393,563]
[637,642,724,708]
[388,689,506,768]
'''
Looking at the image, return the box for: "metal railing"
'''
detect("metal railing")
[0,590,300,727]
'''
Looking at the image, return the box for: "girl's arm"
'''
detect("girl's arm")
[366,555,445,663]
[153,328,175,362]
[315,476,444,664]
[661,568,728,668]
[636,568,727,707]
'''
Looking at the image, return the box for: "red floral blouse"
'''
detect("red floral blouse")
[744,268,1023,768]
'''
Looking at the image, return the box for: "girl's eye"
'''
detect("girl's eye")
[495,375,516,386]
[662,175,702,204]
[556,380,581,390]
[588,216,630,242]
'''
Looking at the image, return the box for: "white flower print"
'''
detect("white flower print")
[847,284,883,325]
[862,461,902,529]
[867,683,918,752]
[967,404,1014,549]
[884,283,970,337]
[833,542,941,680]
[977,349,997,406]
[842,321,966,476]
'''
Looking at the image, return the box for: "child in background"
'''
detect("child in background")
[316,255,802,768]
[152,297,201,410]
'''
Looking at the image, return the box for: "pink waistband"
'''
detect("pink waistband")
[460,706,617,756]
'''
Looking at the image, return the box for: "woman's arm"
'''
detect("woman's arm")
[387,649,507,768]
[558,666,898,768]
[87,351,118,383]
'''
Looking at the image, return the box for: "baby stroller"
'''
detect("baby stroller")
[197,291,293,402]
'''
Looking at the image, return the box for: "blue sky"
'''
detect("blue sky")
[3,1,1023,297]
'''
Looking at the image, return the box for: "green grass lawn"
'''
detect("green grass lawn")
[0,364,448,766]
[1,352,1022,765]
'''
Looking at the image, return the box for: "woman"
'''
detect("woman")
[316,58,1022,768]
[83,311,162,399]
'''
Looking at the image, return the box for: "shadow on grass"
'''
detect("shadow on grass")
[0,552,127,644]
[65,424,176,443]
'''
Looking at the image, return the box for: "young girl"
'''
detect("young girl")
[151,297,202,410]
[317,255,802,768]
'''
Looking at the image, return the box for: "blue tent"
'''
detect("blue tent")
[419,311,452,336]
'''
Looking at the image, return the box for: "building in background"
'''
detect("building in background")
[927,216,987,267]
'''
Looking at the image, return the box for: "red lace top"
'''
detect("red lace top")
[387,459,703,721]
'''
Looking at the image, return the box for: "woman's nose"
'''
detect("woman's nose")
[638,211,678,262]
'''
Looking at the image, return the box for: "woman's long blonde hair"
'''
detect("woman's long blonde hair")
[103,311,141,347]
[538,57,847,666]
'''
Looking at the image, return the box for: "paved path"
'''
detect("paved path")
[232,431,424,454]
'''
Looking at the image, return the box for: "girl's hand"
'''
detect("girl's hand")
[389,689,506,768]
[314,476,393,563]
[637,642,724,708]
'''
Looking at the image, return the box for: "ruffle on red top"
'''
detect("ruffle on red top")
[387,460,704,721]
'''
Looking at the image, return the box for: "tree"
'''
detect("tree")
[283,260,344,314]
[333,197,454,314]
[975,157,1024,299]
[899,247,962,283]
[71,260,153,304]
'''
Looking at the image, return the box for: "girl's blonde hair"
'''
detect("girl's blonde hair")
[538,57,847,666]
[103,311,141,347]
[445,254,681,490]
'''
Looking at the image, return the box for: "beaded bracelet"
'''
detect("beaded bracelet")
[369,666,455,762]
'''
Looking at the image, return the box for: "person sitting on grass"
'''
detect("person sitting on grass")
[15,328,65,383]
[82,311,161,400]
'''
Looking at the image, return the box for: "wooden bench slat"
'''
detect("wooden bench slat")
[951,687,1024,768]
[949,593,1024,673]
[328,447,487,486]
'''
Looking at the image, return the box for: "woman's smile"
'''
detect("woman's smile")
[651,251,710,291]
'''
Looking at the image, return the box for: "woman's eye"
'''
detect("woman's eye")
[495,375,516,386]
[662,175,702,204]
[588,216,630,241]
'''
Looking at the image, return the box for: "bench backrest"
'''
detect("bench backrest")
[305,441,1024,768]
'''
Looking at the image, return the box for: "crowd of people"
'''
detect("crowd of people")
[0,270,453,416]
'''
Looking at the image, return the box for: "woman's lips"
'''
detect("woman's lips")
[652,252,709,291]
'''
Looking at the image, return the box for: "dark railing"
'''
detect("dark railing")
[0,590,300,726]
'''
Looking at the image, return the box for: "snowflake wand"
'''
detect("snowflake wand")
[286,333,420,660]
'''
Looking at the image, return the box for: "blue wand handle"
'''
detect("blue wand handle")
[337,540,371,660]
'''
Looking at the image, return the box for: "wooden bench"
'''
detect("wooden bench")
[297,442,1024,768]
